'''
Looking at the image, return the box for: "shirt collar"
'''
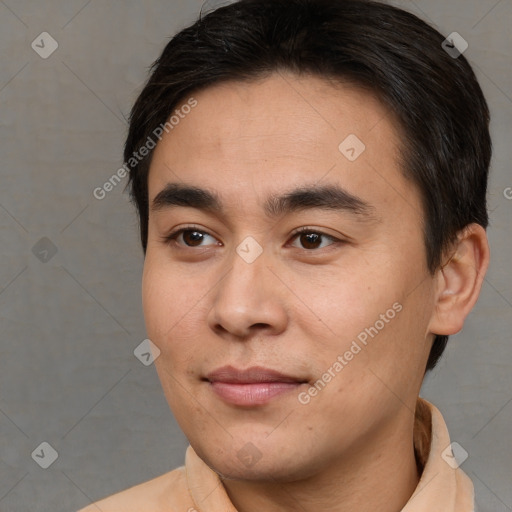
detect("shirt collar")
[185,397,474,512]
[401,398,474,511]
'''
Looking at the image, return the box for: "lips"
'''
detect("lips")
[205,365,308,406]
[206,365,307,384]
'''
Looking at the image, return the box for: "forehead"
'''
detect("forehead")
[160,73,395,158]
[147,72,417,223]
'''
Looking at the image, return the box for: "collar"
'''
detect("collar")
[185,398,474,512]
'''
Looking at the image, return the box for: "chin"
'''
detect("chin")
[192,439,320,483]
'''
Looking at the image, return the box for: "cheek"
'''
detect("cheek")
[142,262,202,407]
[289,252,427,383]
[142,263,173,340]
[143,255,199,335]
[288,261,394,344]
[141,256,215,373]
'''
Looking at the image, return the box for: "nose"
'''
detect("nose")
[207,242,289,339]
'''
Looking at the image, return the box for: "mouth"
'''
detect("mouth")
[204,365,309,406]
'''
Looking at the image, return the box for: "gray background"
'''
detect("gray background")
[0,1,510,511]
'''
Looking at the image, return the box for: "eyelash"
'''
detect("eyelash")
[160,225,343,251]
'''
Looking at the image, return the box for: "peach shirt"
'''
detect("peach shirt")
[78,398,474,511]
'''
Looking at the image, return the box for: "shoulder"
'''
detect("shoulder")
[77,465,194,512]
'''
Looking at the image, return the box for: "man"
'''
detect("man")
[79,0,491,510]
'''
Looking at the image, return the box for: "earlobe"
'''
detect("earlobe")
[428,223,490,336]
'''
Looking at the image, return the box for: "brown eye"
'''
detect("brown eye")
[290,229,339,250]
[299,232,322,249]
[181,230,206,247]
[163,227,219,248]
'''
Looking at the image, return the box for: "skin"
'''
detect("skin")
[141,72,489,512]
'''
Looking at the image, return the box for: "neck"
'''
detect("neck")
[221,409,421,512]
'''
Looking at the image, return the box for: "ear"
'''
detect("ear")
[428,223,490,336]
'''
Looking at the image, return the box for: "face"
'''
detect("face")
[142,72,436,481]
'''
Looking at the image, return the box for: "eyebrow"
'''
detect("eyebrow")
[150,182,378,221]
